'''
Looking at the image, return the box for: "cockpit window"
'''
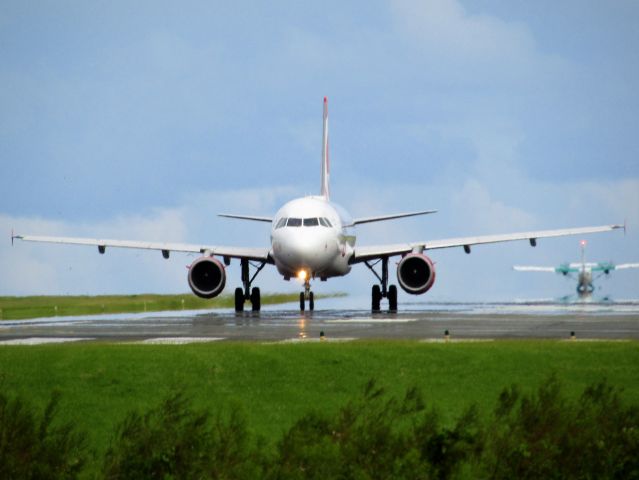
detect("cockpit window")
[280,217,331,228]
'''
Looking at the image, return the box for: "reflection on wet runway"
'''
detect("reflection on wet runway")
[1,297,638,344]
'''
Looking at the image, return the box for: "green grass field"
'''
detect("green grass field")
[0,293,336,320]
[0,340,637,477]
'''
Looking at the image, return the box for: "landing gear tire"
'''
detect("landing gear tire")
[388,284,398,312]
[234,287,244,312]
[372,285,382,312]
[251,287,261,312]
[299,291,314,311]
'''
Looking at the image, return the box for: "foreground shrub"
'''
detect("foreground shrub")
[14,376,637,478]
[0,390,87,479]
[270,380,481,479]
[272,377,639,479]
[102,392,265,479]
[482,375,639,479]
[413,404,483,479]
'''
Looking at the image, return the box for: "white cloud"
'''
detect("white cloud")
[451,179,536,232]
[390,0,571,88]
[391,0,533,60]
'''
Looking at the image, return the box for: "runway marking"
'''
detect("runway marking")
[0,337,94,345]
[136,337,225,344]
[421,338,495,343]
[559,338,632,343]
[326,318,419,324]
[270,337,357,344]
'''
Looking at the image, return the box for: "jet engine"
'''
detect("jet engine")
[396,253,436,294]
[188,256,226,299]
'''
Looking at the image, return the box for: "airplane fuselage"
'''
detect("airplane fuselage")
[270,196,354,279]
[576,269,594,297]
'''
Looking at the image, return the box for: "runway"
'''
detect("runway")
[1,297,639,344]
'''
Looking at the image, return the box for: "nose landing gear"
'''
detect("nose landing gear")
[299,278,315,311]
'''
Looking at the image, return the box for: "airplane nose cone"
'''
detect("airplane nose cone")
[277,230,334,272]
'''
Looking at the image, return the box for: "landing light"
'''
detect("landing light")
[297,270,307,281]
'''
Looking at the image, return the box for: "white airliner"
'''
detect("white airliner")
[13,98,624,312]
[514,240,638,299]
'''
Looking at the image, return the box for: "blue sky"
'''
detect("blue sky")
[1,0,638,301]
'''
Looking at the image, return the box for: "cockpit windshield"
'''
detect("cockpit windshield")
[275,217,334,228]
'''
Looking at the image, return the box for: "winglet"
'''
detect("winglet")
[320,97,330,200]
[351,209,438,226]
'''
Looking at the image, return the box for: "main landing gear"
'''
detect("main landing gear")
[365,256,398,312]
[234,258,266,312]
[299,277,314,312]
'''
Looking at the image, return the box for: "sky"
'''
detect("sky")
[1,0,638,302]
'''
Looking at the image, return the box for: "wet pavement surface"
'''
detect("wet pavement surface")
[1,298,638,344]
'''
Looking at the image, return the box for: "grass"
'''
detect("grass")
[0,340,637,477]
[0,292,343,320]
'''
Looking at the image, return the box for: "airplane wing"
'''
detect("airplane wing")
[351,224,623,263]
[350,210,438,226]
[12,234,272,262]
[588,261,639,272]
[612,263,639,270]
[613,262,639,270]
[512,264,579,274]
[512,266,557,272]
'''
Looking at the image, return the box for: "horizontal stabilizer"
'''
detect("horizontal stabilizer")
[351,210,437,226]
[568,262,598,268]
[218,214,273,223]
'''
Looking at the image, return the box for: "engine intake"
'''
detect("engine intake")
[188,256,226,299]
[396,253,436,295]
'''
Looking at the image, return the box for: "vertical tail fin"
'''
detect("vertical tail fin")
[320,97,330,199]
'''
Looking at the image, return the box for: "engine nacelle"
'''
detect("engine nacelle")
[188,256,226,299]
[396,253,436,295]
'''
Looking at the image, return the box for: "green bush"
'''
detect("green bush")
[4,377,638,479]
[270,380,481,479]
[0,390,87,479]
[482,375,639,479]
[412,404,483,479]
[102,392,265,479]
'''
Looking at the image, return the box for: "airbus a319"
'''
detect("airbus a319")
[13,98,624,312]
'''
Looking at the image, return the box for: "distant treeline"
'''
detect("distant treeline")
[2,376,637,479]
